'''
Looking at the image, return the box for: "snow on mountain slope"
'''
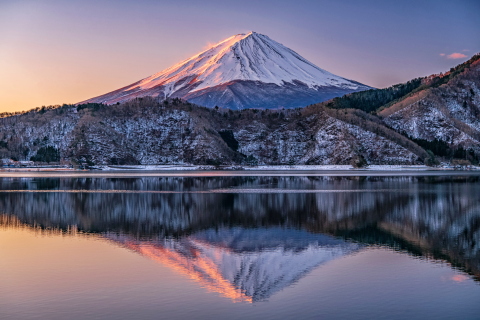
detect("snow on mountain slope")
[136,32,362,92]
[381,55,480,155]
[80,32,371,109]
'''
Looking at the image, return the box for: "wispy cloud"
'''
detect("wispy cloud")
[447,53,468,59]
[462,49,470,52]
[439,53,446,56]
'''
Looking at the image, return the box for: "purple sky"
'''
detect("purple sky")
[0,0,479,112]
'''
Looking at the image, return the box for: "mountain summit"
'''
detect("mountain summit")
[80,32,371,109]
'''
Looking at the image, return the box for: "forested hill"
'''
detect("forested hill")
[0,97,428,166]
[323,53,480,114]
[317,53,480,163]
[0,54,479,167]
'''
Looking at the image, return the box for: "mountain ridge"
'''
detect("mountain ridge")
[79,32,371,109]
[317,53,480,161]
[0,51,478,167]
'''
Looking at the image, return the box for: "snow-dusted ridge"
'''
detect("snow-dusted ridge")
[80,32,371,108]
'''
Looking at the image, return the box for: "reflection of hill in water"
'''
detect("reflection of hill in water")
[106,228,360,302]
[1,175,479,280]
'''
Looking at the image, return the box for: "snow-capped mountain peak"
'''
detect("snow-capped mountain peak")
[139,31,357,92]
[80,32,371,109]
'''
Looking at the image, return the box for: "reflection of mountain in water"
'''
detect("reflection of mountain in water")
[1,175,479,281]
[106,228,360,302]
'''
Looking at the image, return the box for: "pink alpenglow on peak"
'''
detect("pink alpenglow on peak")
[80,32,371,109]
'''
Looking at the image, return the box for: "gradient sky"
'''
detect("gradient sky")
[0,0,479,113]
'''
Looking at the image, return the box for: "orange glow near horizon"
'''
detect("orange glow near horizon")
[1,1,478,113]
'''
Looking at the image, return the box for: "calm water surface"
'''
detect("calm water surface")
[1,173,480,319]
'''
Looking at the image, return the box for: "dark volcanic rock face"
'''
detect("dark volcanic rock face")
[84,79,366,110]
[183,80,363,110]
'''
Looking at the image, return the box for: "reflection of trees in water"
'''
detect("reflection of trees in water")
[0,176,479,279]
[0,176,407,234]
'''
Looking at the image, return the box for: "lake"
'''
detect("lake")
[1,172,480,319]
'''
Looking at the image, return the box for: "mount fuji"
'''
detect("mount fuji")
[80,32,371,109]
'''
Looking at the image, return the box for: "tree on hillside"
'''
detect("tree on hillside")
[30,146,60,163]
